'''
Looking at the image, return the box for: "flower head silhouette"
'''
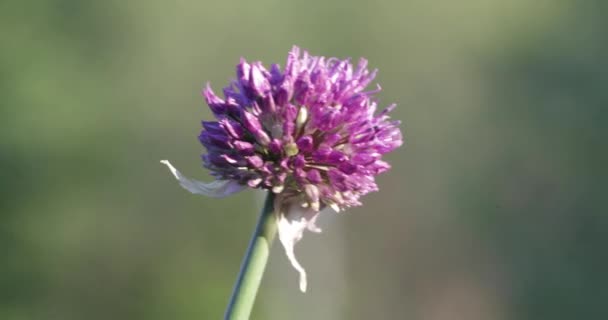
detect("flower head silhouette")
[162,46,402,292]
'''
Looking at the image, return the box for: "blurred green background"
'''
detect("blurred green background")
[1,0,606,319]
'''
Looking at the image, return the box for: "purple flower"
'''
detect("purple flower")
[162,46,402,292]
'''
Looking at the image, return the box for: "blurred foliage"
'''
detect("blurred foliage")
[1,0,606,319]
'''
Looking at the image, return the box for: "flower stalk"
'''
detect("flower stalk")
[224,192,277,320]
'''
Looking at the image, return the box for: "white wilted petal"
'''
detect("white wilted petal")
[275,196,329,292]
[160,160,245,197]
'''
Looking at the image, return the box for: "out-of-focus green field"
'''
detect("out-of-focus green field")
[1,1,606,319]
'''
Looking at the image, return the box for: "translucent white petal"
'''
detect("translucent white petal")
[160,160,245,198]
[275,196,331,292]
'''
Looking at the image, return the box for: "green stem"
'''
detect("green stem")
[224,192,277,320]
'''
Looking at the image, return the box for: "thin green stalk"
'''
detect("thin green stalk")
[224,192,277,320]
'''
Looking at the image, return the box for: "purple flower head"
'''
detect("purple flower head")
[200,46,401,208]
[162,46,402,292]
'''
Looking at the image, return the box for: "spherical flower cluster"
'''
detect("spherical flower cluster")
[162,46,402,292]
[199,46,402,211]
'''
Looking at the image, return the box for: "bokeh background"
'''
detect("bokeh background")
[1,0,606,319]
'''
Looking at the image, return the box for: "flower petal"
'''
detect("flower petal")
[275,195,326,292]
[160,160,245,197]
